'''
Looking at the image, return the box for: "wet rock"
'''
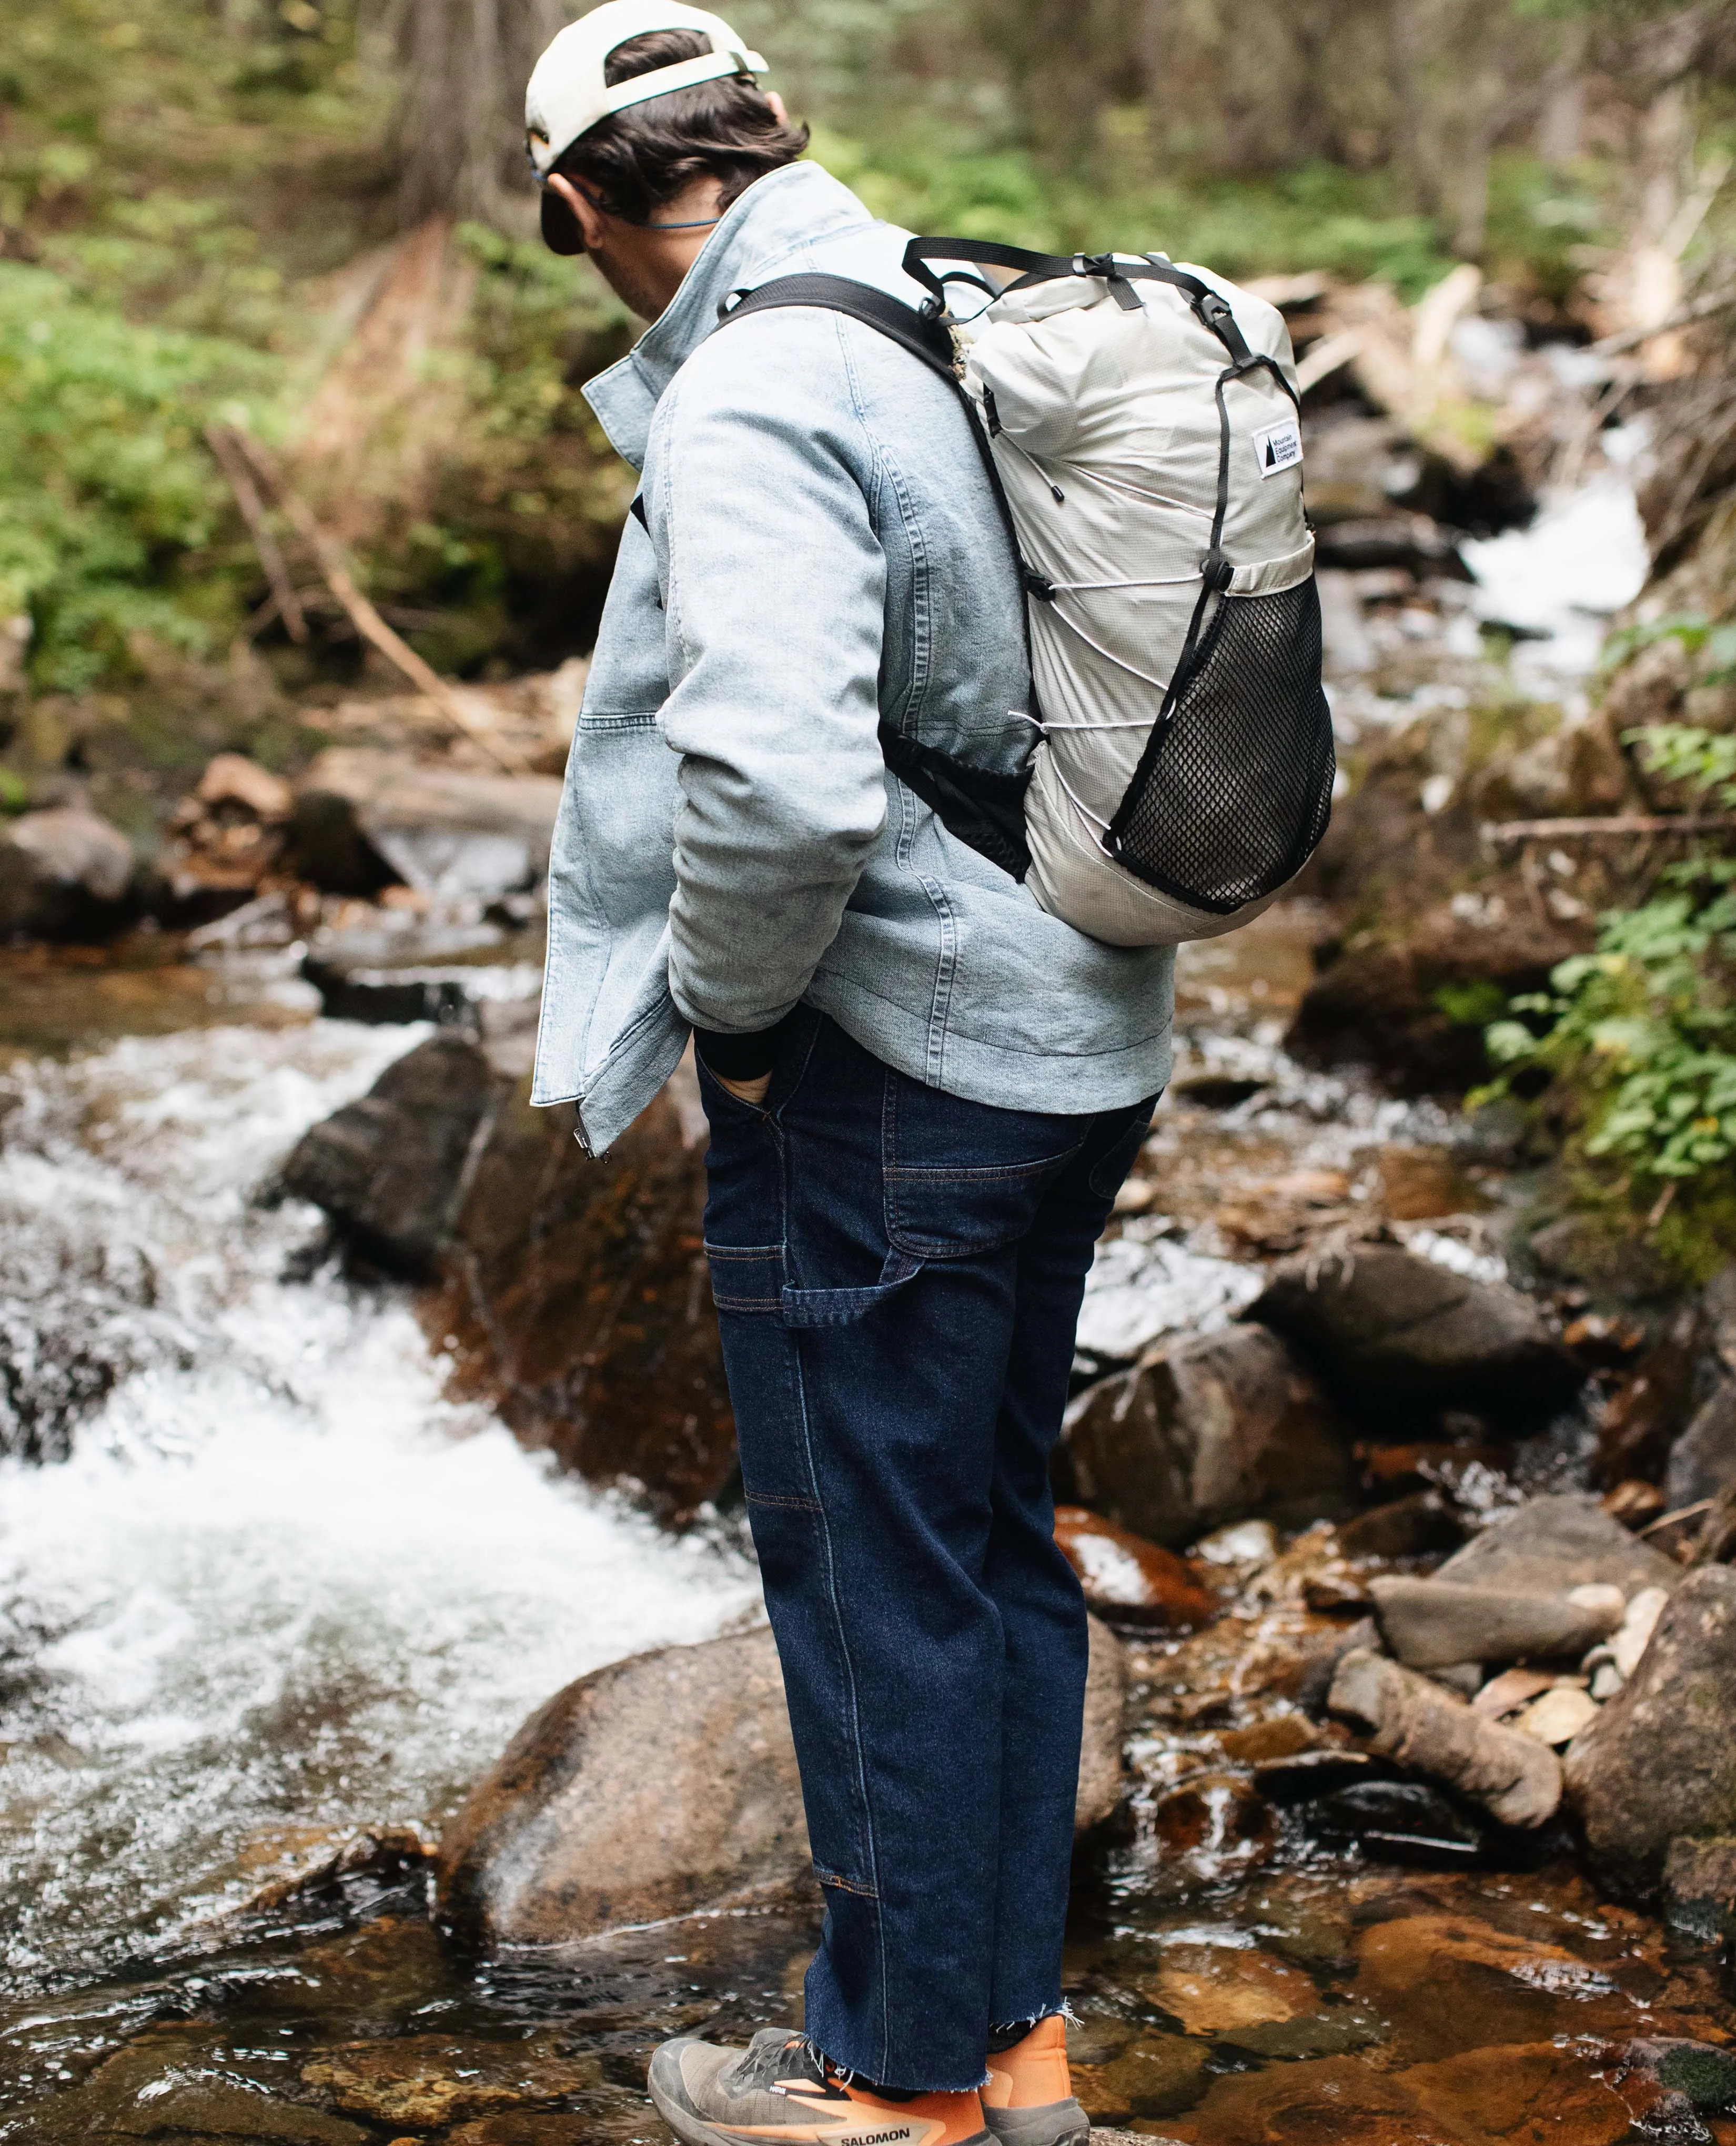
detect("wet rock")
[437,1618,1128,1946]
[1149,1773,1278,1868]
[1563,1566,1736,1899]
[1336,1489,1468,1561]
[1328,1648,1562,1827]
[1303,1775,1487,1861]
[422,1067,736,1523]
[1664,1381,1736,1511]
[1620,2039,1736,2114]
[1354,1921,1632,2062]
[11,2034,370,2142]
[1284,910,1578,1095]
[1071,2038,1210,2125]
[1438,1492,1682,1597]
[1661,1838,1736,1946]
[1052,1506,1217,1631]
[1529,1210,1676,1304]
[1250,1243,1582,1426]
[302,2036,599,2127]
[291,748,562,899]
[1146,1941,1317,2032]
[281,1032,501,1277]
[1367,1574,1623,1670]
[1063,1324,1355,1548]
[0,807,137,940]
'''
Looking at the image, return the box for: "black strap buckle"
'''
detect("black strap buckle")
[1201,551,1234,593]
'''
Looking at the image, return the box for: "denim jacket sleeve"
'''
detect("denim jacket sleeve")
[642,310,891,1040]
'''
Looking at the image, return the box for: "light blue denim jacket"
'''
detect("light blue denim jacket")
[531,159,1175,1152]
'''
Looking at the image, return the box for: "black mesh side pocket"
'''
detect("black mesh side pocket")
[1105,575,1335,915]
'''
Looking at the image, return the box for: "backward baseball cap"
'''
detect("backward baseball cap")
[526,1,768,246]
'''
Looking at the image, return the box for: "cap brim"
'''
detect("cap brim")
[541,187,586,256]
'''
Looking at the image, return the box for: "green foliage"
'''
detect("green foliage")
[0,263,278,689]
[1478,728,1736,1198]
[1600,613,1736,682]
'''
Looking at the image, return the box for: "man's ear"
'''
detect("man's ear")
[546,171,609,252]
[766,89,790,125]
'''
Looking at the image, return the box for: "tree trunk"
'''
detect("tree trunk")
[389,0,565,231]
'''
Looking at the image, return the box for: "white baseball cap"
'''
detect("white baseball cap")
[524,2,769,180]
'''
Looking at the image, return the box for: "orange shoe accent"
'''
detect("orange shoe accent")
[772,2070,986,2146]
[981,2016,1070,2112]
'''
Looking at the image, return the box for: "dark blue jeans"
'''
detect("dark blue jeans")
[698,1009,1154,2093]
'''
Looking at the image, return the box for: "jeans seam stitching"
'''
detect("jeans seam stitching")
[813,1864,879,1900]
[789,1328,889,2079]
[743,1490,822,1512]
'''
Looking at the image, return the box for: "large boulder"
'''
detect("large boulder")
[290,747,562,898]
[284,1034,734,1521]
[282,1032,502,1276]
[1063,1323,1355,1548]
[436,1617,1128,1946]
[422,1059,735,1524]
[0,806,137,940]
[1249,1243,1582,1426]
[1562,1565,1736,1899]
[1436,1492,1682,1598]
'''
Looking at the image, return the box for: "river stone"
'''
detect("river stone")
[436,1617,1127,1946]
[0,806,137,940]
[1248,1243,1581,1425]
[1367,1575,1623,1670]
[291,747,562,898]
[1661,1836,1736,1945]
[1664,1380,1736,1510]
[1562,1565,1736,1899]
[10,2034,370,2142]
[1052,1505,1217,1630]
[301,2037,599,2127]
[1328,1647,1562,1828]
[1063,1323,1355,1548]
[1437,1492,1682,1597]
[281,1031,500,1276]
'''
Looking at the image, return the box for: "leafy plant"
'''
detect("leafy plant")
[0,262,278,689]
[1478,726,1736,1189]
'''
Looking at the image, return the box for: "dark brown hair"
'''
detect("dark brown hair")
[550,28,808,234]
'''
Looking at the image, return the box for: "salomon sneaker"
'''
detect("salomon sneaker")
[981,2017,1090,2146]
[649,2026,992,2145]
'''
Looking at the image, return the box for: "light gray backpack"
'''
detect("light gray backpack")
[717,238,1336,948]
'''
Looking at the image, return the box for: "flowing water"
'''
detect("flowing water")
[2,470,1729,2143]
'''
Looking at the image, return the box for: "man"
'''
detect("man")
[524,7,1175,2142]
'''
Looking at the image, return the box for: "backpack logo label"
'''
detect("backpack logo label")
[1254,418,1303,477]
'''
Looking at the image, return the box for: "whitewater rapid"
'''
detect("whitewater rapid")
[0,1021,758,1992]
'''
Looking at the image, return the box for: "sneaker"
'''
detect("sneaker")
[981,2017,1091,2146]
[649,2026,993,2146]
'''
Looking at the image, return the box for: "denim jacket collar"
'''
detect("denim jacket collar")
[582,160,876,471]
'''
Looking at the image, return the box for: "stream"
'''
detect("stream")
[3,463,1730,2145]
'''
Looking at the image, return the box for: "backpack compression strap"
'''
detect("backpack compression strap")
[710,273,1035,882]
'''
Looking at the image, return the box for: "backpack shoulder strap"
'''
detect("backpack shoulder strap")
[707,270,1035,882]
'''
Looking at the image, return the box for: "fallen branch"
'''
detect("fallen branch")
[216,425,529,776]
[1484,814,1736,843]
[1593,281,1736,358]
[206,423,307,644]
